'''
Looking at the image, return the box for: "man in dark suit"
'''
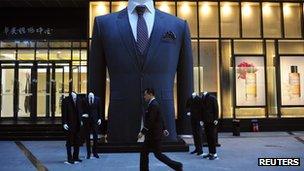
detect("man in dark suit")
[61,91,83,164]
[138,88,183,171]
[81,92,102,159]
[89,0,193,142]
[186,92,203,155]
[201,92,219,160]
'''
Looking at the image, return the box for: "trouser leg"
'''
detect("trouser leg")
[152,141,181,170]
[140,142,149,171]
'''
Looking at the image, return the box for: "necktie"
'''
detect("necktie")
[90,97,93,105]
[136,5,148,55]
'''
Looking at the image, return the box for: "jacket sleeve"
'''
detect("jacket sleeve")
[212,96,219,121]
[140,105,157,135]
[61,98,67,125]
[186,98,191,112]
[177,21,194,128]
[89,17,106,119]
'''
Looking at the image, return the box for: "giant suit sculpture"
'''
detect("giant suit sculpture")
[89,1,193,142]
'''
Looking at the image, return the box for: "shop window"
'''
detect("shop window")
[18,50,35,60]
[36,41,48,48]
[89,2,110,37]
[241,2,261,38]
[81,50,87,60]
[49,50,71,60]
[266,40,278,117]
[1,68,14,117]
[72,50,80,60]
[263,3,281,38]
[283,3,301,38]
[0,41,16,48]
[80,66,87,94]
[220,2,240,38]
[155,1,176,16]
[279,40,304,54]
[0,49,16,60]
[36,50,48,60]
[199,2,219,38]
[177,1,198,37]
[192,40,199,93]
[221,40,233,118]
[111,1,128,13]
[17,41,35,48]
[234,40,263,54]
[49,41,71,48]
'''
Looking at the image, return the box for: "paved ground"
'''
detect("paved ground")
[0,132,303,171]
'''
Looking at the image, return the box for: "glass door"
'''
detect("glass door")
[0,63,15,118]
[18,65,33,117]
[54,62,70,117]
[37,63,51,117]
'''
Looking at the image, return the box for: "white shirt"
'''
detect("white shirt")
[148,97,155,106]
[127,0,155,41]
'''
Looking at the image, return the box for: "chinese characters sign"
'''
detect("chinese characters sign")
[3,26,53,36]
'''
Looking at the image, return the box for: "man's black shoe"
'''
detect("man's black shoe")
[66,160,74,164]
[197,151,203,156]
[202,153,211,158]
[93,153,100,158]
[208,154,218,160]
[74,158,82,162]
[190,150,197,154]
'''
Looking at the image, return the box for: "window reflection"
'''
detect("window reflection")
[283,3,301,38]
[220,2,240,38]
[177,2,198,37]
[242,2,261,38]
[199,2,219,37]
[263,3,281,38]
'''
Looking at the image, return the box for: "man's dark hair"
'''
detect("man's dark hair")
[144,88,155,96]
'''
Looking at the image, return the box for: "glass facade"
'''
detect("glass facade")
[1,0,303,120]
[0,40,87,118]
[89,0,304,119]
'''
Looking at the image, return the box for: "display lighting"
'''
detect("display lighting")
[201,3,211,15]
[159,3,170,13]
[283,4,291,17]
[263,4,271,16]
[222,3,232,16]
[242,3,251,17]
[181,3,190,15]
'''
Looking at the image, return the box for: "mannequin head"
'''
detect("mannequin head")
[192,92,198,98]
[88,92,94,99]
[202,91,208,96]
[71,91,77,99]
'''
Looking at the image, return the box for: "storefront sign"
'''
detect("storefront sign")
[3,26,54,36]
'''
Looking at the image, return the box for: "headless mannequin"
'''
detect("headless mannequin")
[63,92,78,130]
[187,92,199,116]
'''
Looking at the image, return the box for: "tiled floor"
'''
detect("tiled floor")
[0,132,303,171]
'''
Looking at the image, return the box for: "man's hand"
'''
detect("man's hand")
[63,124,69,130]
[163,130,169,137]
[200,121,204,126]
[80,121,83,126]
[82,114,89,118]
[186,112,191,116]
[214,120,218,125]
[97,119,102,125]
[137,132,144,139]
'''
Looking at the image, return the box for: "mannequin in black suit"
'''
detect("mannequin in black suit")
[62,91,83,164]
[201,92,219,160]
[186,92,203,155]
[138,88,183,171]
[82,92,102,159]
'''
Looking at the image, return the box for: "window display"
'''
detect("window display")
[235,56,266,106]
[280,56,304,106]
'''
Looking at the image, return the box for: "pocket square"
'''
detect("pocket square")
[162,31,176,41]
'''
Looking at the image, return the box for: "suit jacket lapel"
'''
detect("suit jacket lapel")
[117,8,141,71]
[143,10,165,72]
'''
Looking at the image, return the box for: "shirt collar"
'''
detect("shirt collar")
[148,97,155,105]
[127,0,155,15]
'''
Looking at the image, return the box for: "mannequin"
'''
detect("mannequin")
[186,92,203,155]
[201,92,219,160]
[89,0,194,142]
[62,91,82,164]
[82,91,102,159]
